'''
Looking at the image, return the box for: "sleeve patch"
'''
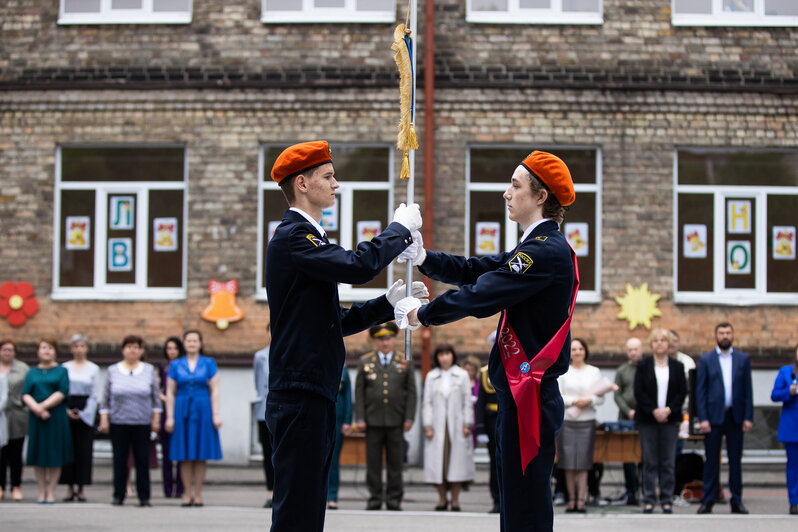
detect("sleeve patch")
[508,252,534,273]
[305,234,325,247]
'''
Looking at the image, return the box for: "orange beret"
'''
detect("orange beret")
[270,140,333,184]
[520,151,575,207]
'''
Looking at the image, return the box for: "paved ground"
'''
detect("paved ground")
[2,461,796,530]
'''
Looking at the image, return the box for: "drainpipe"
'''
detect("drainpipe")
[421,0,435,379]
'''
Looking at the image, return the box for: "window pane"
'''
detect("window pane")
[356,0,394,11]
[471,0,508,11]
[677,194,714,292]
[678,150,798,187]
[563,192,595,291]
[261,190,289,290]
[265,0,301,11]
[562,0,599,12]
[147,190,183,288]
[469,191,506,257]
[471,148,596,184]
[106,194,137,284]
[724,198,756,289]
[153,0,191,11]
[673,0,711,14]
[63,0,101,13]
[767,195,798,293]
[766,0,798,16]
[111,0,142,8]
[723,0,753,12]
[62,147,185,182]
[353,190,389,289]
[316,0,345,6]
[59,190,96,287]
[520,0,550,8]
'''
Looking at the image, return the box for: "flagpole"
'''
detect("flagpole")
[404,0,417,362]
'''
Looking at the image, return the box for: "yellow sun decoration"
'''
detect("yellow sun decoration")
[614,283,662,330]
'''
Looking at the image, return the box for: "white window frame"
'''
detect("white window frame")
[671,0,798,27]
[261,0,396,23]
[51,145,188,300]
[672,150,798,305]
[467,0,603,25]
[256,144,396,302]
[465,145,602,304]
[58,0,192,25]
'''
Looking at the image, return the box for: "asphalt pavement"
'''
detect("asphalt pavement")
[1,461,796,531]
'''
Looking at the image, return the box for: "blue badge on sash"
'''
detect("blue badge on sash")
[520,362,530,374]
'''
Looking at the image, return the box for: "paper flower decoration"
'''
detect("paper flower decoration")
[0,281,39,327]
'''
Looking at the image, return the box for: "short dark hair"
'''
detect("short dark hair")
[0,339,15,351]
[122,335,144,348]
[432,343,458,368]
[163,337,186,359]
[183,329,204,354]
[715,322,733,334]
[527,171,566,224]
[38,337,59,353]
[278,165,322,206]
[572,337,590,361]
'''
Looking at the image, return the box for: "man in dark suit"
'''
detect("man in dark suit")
[264,140,423,531]
[354,322,417,511]
[695,322,754,514]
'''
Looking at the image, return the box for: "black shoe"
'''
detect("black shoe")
[789,504,797,515]
[263,498,273,509]
[112,498,124,506]
[489,502,500,514]
[626,497,639,506]
[697,502,713,514]
[366,501,381,511]
[386,502,402,511]
[730,502,749,514]
[434,504,448,511]
[139,500,151,507]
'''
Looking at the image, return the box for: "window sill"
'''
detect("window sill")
[51,288,186,301]
[672,14,798,27]
[674,292,798,306]
[467,12,603,25]
[261,12,395,24]
[58,14,192,25]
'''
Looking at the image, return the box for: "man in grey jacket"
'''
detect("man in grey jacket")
[614,337,642,505]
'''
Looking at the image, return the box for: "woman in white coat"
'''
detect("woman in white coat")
[422,344,475,511]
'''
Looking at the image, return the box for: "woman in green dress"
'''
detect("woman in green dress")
[21,338,73,503]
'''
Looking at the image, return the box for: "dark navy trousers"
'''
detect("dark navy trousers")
[702,408,744,505]
[266,389,336,532]
[495,381,563,532]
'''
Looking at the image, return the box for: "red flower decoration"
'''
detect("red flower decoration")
[0,282,39,327]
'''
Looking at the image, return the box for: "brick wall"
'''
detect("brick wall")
[2,1,797,365]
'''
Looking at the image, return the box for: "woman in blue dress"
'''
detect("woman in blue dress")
[165,330,222,507]
[771,342,798,515]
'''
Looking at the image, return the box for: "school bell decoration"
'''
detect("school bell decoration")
[0,281,39,327]
[201,279,244,330]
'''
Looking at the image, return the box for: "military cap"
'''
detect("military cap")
[270,140,333,184]
[520,150,575,207]
[369,322,399,339]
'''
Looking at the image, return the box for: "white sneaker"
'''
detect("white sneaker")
[553,494,567,506]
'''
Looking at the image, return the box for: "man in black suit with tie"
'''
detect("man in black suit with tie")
[695,322,754,514]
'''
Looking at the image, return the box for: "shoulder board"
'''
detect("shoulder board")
[360,352,376,361]
[535,235,548,242]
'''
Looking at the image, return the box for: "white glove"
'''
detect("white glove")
[386,279,429,308]
[397,230,427,266]
[392,203,422,233]
[394,296,422,330]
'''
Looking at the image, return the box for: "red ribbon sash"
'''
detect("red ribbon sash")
[498,245,579,473]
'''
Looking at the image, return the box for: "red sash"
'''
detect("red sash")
[498,245,579,473]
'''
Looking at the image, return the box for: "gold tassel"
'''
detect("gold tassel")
[401,150,410,180]
[392,23,417,179]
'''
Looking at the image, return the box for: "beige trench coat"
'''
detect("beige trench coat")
[422,366,475,484]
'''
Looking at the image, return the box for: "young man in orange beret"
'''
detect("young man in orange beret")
[264,140,426,532]
[396,151,578,531]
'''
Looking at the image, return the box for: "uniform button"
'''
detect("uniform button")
[383,382,388,387]
[383,374,388,378]
[383,398,388,403]
[383,390,388,395]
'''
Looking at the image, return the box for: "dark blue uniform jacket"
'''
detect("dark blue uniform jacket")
[265,209,412,402]
[417,220,575,397]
